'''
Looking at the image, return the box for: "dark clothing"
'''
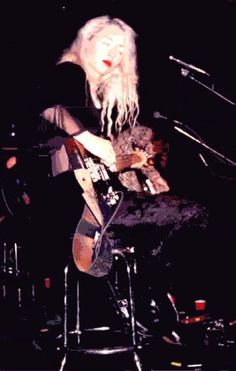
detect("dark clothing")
[36,62,102,176]
[108,192,209,301]
[29,62,99,319]
[37,62,100,137]
[30,61,210,331]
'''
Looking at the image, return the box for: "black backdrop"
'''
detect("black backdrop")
[2,0,236,199]
[1,0,236,316]
[1,1,236,163]
[2,0,236,145]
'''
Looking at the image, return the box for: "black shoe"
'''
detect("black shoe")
[136,298,161,334]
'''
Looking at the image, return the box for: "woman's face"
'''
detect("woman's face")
[84,25,125,78]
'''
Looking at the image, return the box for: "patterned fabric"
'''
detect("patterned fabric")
[109,124,209,256]
[107,187,210,312]
[112,125,168,193]
[109,192,209,252]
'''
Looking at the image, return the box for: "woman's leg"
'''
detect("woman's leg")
[108,191,209,335]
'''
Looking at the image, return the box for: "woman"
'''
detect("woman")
[31,16,209,341]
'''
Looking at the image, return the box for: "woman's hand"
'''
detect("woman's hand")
[130,148,148,169]
[74,131,116,166]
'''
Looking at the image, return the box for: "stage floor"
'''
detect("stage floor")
[1,302,235,371]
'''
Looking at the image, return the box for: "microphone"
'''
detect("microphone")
[153,111,183,126]
[153,111,168,120]
[169,55,210,76]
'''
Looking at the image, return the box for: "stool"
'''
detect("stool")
[59,246,143,371]
[0,240,35,307]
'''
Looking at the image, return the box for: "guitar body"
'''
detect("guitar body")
[72,202,116,278]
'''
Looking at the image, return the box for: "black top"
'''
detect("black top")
[37,62,101,138]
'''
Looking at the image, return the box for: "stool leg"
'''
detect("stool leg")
[125,254,143,371]
[61,256,143,371]
[133,351,143,371]
[123,254,137,346]
[63,265,81,350]
[111,249,143,371]
[75,275,81,344]
[3,242,7,274]
[60,264,72,371]
[63,265,68,349]
[13,242,19,276]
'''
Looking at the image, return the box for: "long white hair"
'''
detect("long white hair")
[59,16,139,136]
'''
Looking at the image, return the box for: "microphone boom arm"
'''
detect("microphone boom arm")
[182,69,235,106]
[173,123,236,168]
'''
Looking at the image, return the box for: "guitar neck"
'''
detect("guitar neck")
[66,137,149,177]
[114,153,146,172]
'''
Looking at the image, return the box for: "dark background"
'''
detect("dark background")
[1,0,236,147]
[1,0,236,188]
[1,0,236,317]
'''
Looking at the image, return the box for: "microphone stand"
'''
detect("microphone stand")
[180,68,236,106]
[172,120,236,168]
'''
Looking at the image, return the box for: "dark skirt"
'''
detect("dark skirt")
[109,191,209,253]
[107,191,210,305]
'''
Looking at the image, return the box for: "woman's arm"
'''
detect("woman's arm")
[42,106,116,166]
[74,131,116,166]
